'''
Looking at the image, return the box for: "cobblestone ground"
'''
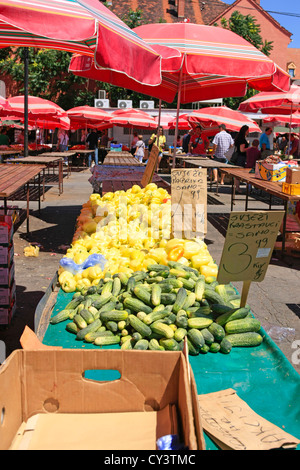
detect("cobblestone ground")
[0,169,299,375]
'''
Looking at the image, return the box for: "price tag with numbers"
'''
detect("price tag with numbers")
[218,211,284,285]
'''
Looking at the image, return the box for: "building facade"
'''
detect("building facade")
[107,0,300,80]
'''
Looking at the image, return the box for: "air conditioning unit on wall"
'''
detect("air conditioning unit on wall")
[94,99,110,108]
[140,100,155,109]
[118,100,132,109]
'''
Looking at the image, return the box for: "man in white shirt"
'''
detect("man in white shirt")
[211,124,234,184]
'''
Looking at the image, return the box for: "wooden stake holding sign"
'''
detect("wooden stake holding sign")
[140,144,159,188]
[217,211,285,307]
[171,168,207,239]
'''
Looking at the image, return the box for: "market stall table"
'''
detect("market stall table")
[220,167,300,252]
[10,155,66,196]
[103,153,145,166]
[40,152,74,177]
[89,164,170,195]
[0,163,45,232]
[0,149,23,163]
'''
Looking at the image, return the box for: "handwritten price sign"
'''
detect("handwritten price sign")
[218,211,284,285]
[171,168,207,239]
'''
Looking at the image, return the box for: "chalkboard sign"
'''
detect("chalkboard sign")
[171,168,207,239]
[141,144,159,188]
[218,211,285,285]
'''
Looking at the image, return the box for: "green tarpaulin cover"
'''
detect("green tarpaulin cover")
[42,289,300,450]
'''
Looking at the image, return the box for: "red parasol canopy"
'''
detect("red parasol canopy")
[238,86,300,115]
[99,108,157,130]
[188,106,261,134]
[5,95,67,120]
[66,106,110,130]
[0,0,162,85]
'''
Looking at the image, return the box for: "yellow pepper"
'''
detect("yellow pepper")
[168,246,184,262]
[199,264,218,278]
[191,253,213,268]
[58,270,74,285]
[61,277,77,293]
[75,278,91,291]
[88,265,102,280]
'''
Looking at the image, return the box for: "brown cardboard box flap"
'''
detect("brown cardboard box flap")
[20,326,62,350]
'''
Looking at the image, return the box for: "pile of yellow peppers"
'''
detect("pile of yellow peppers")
[58,183,218,292]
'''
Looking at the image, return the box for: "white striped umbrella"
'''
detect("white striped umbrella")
[5,95,67,119]
[238,86,300,115]
[0,0,161,85]
[66,106,110,130]
[188,106,261,134]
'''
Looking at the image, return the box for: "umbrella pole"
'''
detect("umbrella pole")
[172,68,183,169]
[24,47,29,158]
[287,102,293,157]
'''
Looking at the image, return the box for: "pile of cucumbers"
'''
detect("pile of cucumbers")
[50,261,263,355]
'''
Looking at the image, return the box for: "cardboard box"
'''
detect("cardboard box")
[0,279,16,306]
[0,349,205,451]
[0,298,16,325]
[0,215,13,246]
[0,244,14,267]
[0,263,15,287]
[255,160,287,182]
[286,167,300,185]
[282,183,300,196]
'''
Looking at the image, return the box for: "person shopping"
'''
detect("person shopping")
[134,135,145,163]
[188,125,209,155]
[148,126,166,171]
[211,124,234,184]
[233,125,249,192]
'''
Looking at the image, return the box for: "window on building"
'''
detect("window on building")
[289,68,295,78]
[287,62,296,78]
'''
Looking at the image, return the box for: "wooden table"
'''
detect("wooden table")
[41,152,75,176]
[220,167,300,252]
[10,156,65,196]
[0,150,23,162]
[103,153,145,166]
[0,164,45,232]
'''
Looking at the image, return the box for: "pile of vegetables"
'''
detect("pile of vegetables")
[58,184,219,293]
[51,262,263,355]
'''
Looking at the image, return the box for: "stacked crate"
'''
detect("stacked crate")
[0,215,16,325]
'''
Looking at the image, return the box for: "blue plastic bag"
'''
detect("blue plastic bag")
[59,253,107,275]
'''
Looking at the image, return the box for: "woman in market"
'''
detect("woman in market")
[188,125,209,156]
[148,126,167,171]
[233,125,249,192]
[134,135,145,163]
[130,132,139,155]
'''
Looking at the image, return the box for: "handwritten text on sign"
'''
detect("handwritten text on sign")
[171,168,207,239]
[217,211,284,284]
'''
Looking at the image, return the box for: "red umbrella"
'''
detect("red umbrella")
[167,114,191,130]
[0,0,162,86]
[188,106,261,133]
[66,106,110,130]
[262,112,300,127]
[101,108,157,129]
[0,96,11,115]
[5,95,67,120]
[71,22,290,167]
[238,85,300,115]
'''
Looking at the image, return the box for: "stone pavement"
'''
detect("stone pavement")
[0,167,299,375]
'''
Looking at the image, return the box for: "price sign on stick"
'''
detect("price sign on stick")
[141,144,159,188]
[171,168,207,239]
[218,211,284,307]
